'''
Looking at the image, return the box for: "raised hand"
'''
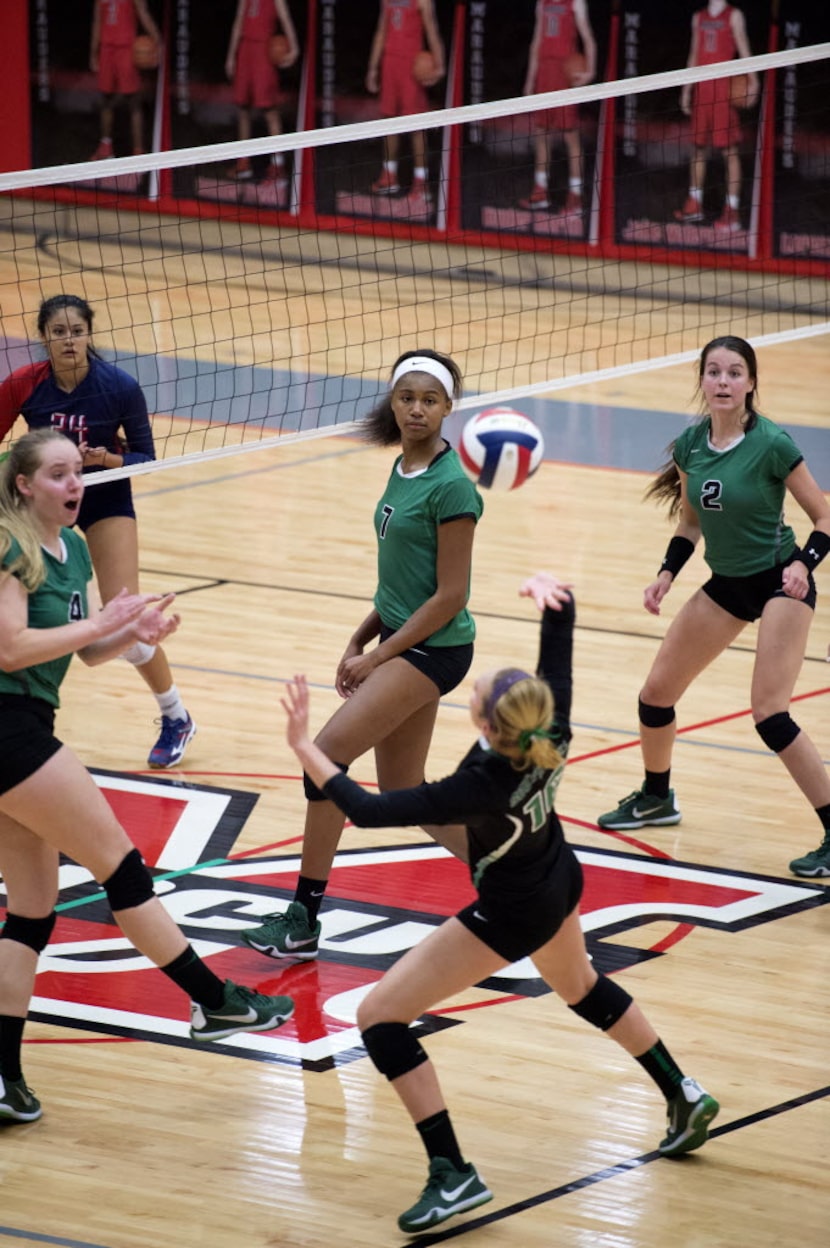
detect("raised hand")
[281,675,312,750]
[97,588,162,636]
[134,593,181,644]
[519,571,574,612]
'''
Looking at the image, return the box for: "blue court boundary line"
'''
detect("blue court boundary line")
[402,1084,830,1245]
[0,1228,111,1248]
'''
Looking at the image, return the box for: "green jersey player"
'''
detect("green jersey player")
[597,336,830,878]
[242,349,483,960]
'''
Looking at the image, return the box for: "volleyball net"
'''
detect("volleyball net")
[1,39,829,483]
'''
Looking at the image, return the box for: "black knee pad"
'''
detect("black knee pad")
[361,1021,429,1081]
[568,974,633,1031]
[103,848,155,911]
[0,910,56,954]
[638,698,676,729]
[755,712,801,754]
[303,761,349,802]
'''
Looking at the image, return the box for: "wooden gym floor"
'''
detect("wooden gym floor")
[0,215,828,1247]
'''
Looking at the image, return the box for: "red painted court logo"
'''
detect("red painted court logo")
[11,771,828,1069]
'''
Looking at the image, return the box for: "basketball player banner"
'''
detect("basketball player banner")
[11,2,830,280]
[7,769,828,1071]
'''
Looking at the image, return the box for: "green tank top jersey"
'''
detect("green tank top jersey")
[673,414,803,576]
[0,527,92,707]
[373,443,483,646]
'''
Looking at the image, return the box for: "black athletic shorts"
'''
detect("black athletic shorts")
[379,623,473,696]
[702,555,817,622]
[78,477,136,531]
[456,844,584,963]
[0,695,63,795]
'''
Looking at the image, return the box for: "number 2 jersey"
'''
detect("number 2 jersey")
[673,414,803,576]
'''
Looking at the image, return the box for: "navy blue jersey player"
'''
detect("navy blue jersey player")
[279,572,720,1235]
[0,294,195,768]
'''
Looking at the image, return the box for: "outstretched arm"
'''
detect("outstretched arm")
[520,572,575,739]
[0,576,177,671]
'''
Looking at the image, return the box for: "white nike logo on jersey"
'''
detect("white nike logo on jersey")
[472,910,487,922]
[440,1175,478,1202]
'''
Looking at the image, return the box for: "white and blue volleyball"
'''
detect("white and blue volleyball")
[459,408,544,491]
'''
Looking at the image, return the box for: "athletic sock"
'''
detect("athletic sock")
[295,875,328,923]
[0,1015,26,1083]
[155,684,187,722]
[416,1109,465,1169]
[636,1038,684,1101]
[161,946,224,1008]
[644,769,671,800]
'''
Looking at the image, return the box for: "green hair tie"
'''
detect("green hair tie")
[518,727,551,752]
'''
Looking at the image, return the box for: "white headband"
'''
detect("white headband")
[390,356,455,402]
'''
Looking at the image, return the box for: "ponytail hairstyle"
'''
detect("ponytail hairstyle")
[0,429,79,591]
[485,668,563,772]
[361,348,463,446]
[645,335,760,518]
[37,293,101,361]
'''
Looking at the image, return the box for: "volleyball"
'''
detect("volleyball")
[133,35,160,70]
[413,50,436,85]
[459,408,545,491]
[268,34,290,66]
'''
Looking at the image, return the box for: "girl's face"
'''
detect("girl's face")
[700,347,755,419]
[42,306,92,373]
[469,671,495,736]
[16,439,85,530]
[391,371,452,440]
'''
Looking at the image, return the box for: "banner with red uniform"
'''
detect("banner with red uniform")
[311,0,457,228]
[169,0,306,211]
[613,0,772,256]
[458,0,613,243]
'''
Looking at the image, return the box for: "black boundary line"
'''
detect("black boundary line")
[402,1085,830,1245]
[134,572,830,665]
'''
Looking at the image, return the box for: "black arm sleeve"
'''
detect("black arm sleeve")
[535,592,575,740]
[322,766,504,829]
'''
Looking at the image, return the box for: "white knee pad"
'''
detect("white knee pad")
[122,641,156,667]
